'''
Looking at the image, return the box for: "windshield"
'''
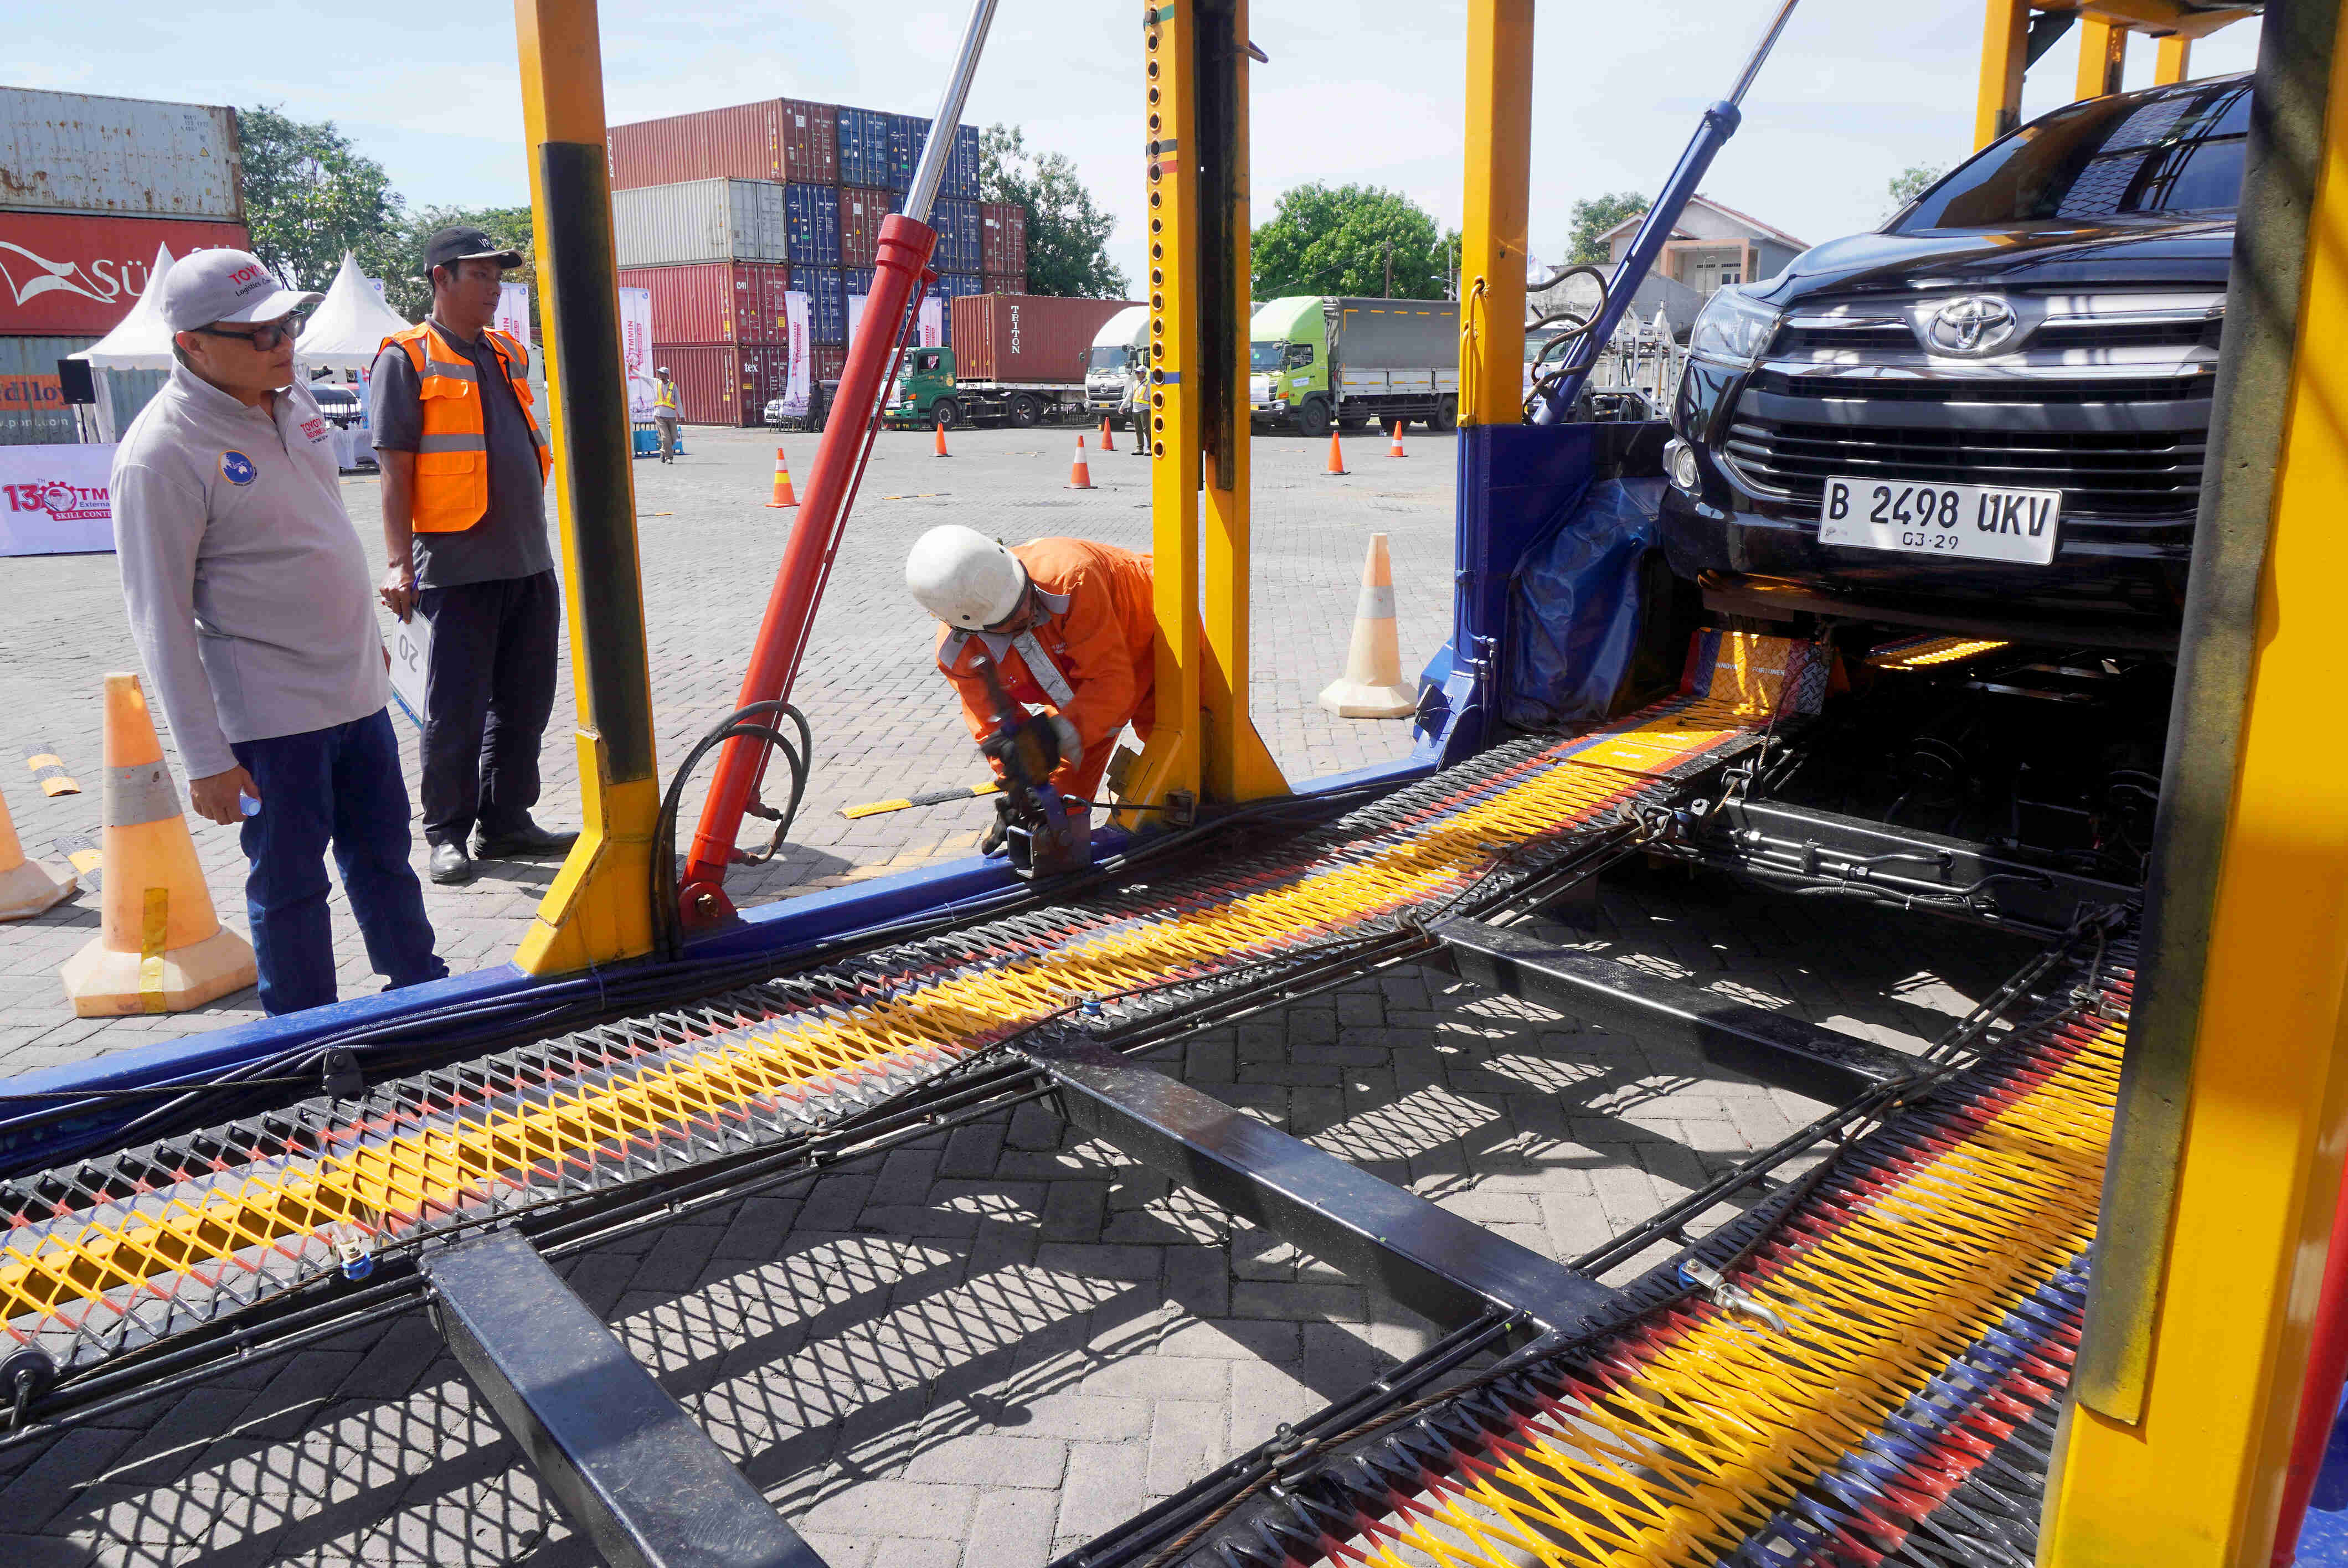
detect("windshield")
[1087,344,1130,372]
[1249,341,1285,372]
[1897,78,2249,231]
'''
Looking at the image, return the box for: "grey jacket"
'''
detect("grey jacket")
[111,366,388,779]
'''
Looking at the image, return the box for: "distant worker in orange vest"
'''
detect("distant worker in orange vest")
[653,366,682,462]
[369,226,576,886]
[907,527,1157,851]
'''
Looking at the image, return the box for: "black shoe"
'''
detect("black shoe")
[428,842,474,884]
[472,819,580,859]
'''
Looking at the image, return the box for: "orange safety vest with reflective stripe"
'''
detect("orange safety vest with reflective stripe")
[380,321,550,533]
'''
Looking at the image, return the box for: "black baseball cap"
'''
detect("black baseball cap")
[423,226,525,277]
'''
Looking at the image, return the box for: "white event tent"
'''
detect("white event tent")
[298,251,412,370]
[71,242,179,441]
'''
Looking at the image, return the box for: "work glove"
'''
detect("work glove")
[979,796,1013,858]
[1048,715,1082,781]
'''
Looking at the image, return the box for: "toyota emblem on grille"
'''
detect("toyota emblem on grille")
[1928,295,2020,355]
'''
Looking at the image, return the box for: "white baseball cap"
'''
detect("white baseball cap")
[159,249,322,332]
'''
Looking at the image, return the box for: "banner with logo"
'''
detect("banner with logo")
[0,443,116,556]
[0,213,249,336]
[780,291,811,419]
[617,286,655,421]
[494,281,534,349]
[844,292,941,353]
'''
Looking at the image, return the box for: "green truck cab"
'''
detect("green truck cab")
[886,344,1093,430]
[1249,295,1459,437]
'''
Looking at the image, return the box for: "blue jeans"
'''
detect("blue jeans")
[231,709,446,1015]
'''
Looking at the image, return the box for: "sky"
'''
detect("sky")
[7,1,2262,290]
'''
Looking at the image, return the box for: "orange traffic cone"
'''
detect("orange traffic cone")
[1388,421,1407,457]
[1067,436,1095,489]
[0,781,73,920]
[60,673,255,1015]
[1100,416,1116,453]
[1317,534,1417,719]
[764,447,799,508]
[934,421,951,457]
[1322,428,1348,476]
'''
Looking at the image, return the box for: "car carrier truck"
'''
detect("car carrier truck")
[1249,295,1458,436]
[887,293,1136,429]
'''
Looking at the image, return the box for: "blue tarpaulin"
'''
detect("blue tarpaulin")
[1502,477,1665,729]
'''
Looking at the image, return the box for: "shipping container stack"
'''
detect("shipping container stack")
[0,86,252,444]
[608,99,1021,423]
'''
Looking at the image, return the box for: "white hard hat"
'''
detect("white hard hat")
[907,525,1027,628]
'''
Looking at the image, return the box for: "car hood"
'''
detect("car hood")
[1758,220,2234,301]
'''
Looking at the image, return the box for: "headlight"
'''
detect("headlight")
[1689,287,1781,368]
[1664,437,1700,492]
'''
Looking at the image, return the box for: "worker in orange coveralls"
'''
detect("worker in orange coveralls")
[905,526,1156,850]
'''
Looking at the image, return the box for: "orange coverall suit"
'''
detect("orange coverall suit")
[935,538,1156,801]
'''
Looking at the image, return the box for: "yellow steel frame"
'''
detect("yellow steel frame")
[1459,0,1532,428]
[1973,0,2258,149]
[2042,7,2348,1564]
[512,0,662,974]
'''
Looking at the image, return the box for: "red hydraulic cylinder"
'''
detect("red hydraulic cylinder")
[678,212,938,926]
[2273,1156,2348,1564]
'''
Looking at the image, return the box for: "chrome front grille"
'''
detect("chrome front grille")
[1723,416,2207,518]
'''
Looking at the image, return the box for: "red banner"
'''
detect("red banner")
[0,212,251,336]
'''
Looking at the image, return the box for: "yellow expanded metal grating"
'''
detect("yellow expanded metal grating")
[1239,969,2126,1568]
[1866,634,2011,672]
[1,634,1832,1373]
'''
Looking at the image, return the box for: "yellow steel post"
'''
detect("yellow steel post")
[2156,33,2193,84]
[1459,0,1532,427]
[1977,0,2032,148]
[1120,0,1205,820]
[1197,0,1289,804]
[2042,5,2348,1562]
[2077,14,2130,100]
[511,0,661,974]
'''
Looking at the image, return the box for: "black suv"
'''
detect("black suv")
[1660,73,2248,642]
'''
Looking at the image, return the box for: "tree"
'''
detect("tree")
[1883,164,1948,221]
[980,126,1128,297]
[238,106,406,291]
[1250,184,1452,300]
[377,204,537,329]
[1565,192,1649,266]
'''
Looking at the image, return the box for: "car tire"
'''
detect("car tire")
[1433,396,1458,432]
[1009,394,1044,428]
[933,399,962,430]
[1295,397,1332,439]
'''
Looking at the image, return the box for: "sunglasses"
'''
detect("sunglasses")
[193,316,306,352]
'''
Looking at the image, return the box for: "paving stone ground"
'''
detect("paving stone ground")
[0,420,2045,1566]
[0,422,1453,1075]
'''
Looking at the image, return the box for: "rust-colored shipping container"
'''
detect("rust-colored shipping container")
[836,185,900,270]
[813,345,846,383]
[656,343,795,425]
[979,202,1027,276]
[619,262,791,345]
[984,271,1025,297]
[609,104,784,188]
[0,211,248,335]
[948,293,1136,385]
[776,99,837,184]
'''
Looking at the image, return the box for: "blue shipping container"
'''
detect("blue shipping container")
[886,114,930,192]
[939,272,985,301]
[944,125,982,202]
[803,266,846,345]
[932,198,982,274]
[836,107,889,189]
[784,182,841,269]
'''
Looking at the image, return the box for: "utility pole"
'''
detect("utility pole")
[1383,237,1393,297]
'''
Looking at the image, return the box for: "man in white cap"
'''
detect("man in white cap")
[653,365,681,462]
[110,248,445,1015]
[905,527,1157,849]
